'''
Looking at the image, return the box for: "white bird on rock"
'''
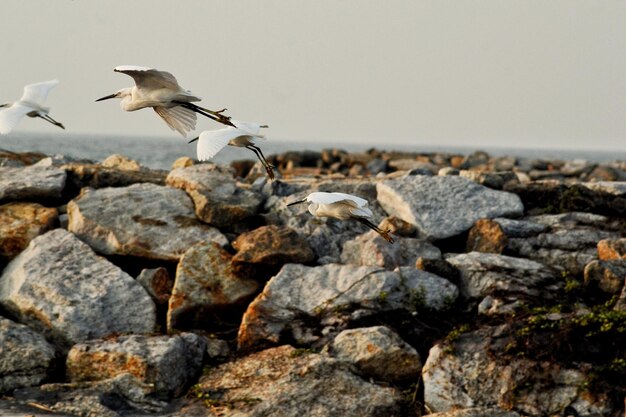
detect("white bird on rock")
[0,80,65,134]
[189,120,275,180]
[287,192,394,243]
[96,65,234,136]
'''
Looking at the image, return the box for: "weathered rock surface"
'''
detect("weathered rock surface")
[136,267,173,305]
[426,409,521,417]
[445,252,558,300]
[341,230,441,268]
[422,327,613,416]
[232,225,315,270]
[67,333,206,399]
[506,212,621,275]
[0,229,156,350]
[0,164,66,202]
[597,238,626,260]
[465,218,508,254]
[238,264,458,350]
[492,217,548,237]
[329,326,421,382]
[67,183,227,261]
[167,241,259,332]
[458,170,519,189]
[166,164,262,227]
[583,260,626,294]
[0,202,57,260]
[0,318,56,393]
[194,345,402,417]
[101,154,142,171]
[376,176,524,240]
[62,162,166,192]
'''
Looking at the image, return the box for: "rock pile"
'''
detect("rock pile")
[0,147,624,416]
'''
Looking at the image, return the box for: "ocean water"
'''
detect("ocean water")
[1,132,625,171]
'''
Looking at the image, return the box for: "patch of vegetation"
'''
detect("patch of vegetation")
[290,347,315,358]
[442,323,471,354]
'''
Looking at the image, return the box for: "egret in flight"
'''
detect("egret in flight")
[0,80,65,134]
[96,66,234,136]
[190,120,275,180]
[287,192,394,243]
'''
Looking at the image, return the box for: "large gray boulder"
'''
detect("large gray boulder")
[67,333,206,399]
[0,318,56,393]
[0,164,66,202]
[329,326,422,382]
[166,164,262,227]
[422,327,613,416]
[376,175,524,240]
[167,241,259,332]
[238,264,458,350]
[341,230,441,268]
[445,252,558,300]
[67,183,227,261]
[0,229,156,350]
[194,345,402,417]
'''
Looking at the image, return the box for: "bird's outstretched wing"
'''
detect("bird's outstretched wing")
[114,66,183,91]
[20,80,60,105]
[231,120,266,135]
[308,192,369,208]
[196,127,244,161]
[0,104,32,134]
[153,106,197,136]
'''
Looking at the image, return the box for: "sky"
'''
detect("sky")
[1,0,625,151]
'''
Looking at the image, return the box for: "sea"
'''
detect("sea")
[1,132,625,171]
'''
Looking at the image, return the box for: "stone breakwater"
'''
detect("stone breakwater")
[0,147,624,417]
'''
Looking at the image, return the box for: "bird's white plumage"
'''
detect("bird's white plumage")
[196,120,266,161]
[19,80,60,105]
[0,105,32,134]
[306,192,369,208]
[114,66,184,92]
[154,106,197,136]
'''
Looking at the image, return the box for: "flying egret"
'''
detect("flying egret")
[0,80,65,134]
[96,65,235,136]
[287,192,394,243]
[190,120,275,180]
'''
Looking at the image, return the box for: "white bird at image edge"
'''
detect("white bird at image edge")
[0,80,65,134]
[193,120,275,179]
[287,192,394,243]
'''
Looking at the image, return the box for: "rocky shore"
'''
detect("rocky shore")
[0,147,624,417]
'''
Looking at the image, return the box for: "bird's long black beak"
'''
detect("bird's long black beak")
[287,199,307,207]
[95,93,117,102]
[188,136,199,144]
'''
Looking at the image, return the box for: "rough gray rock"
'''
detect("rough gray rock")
[0,318,56,393]
[340,230,441,268]
[167,241,259,332]
[194,345,402,417]
[329,326,421,382]
[67,333,206,399]
[62,161,167,191]
[445,252,558,300]
[376,176,524,240]
[422,327,613,416]
[506,212,620,275]
[238,264,458,350]
[458,170,519,189]
[136,267,173,305]
[166,164,262,227]
[67,183,227,261]
[492,217,548,238]
[0,165,66,202]
[0,229,156,350]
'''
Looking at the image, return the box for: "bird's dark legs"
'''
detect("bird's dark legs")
[245,145,275,180]
[39,114,65,130]
[175,101,235,128]
[356,218,394,243]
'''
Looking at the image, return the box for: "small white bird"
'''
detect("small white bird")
[96,65,234,136]
[189,120,275,180]
[287,192,394,243]
[0,80,65,134]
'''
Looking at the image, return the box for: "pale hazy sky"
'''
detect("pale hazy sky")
[2,0,625,151]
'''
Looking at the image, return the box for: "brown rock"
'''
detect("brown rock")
[101,154,141,171]
[167,241,259,332]
[232,225,315,271]
[378,216,416,237]
[136,267,174,305]
[63,162,166,190]
[171,156,195,170]
[466,218,508,254]
[0,202,57,260]
[597,238,626,261]
[583,260,626,294]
